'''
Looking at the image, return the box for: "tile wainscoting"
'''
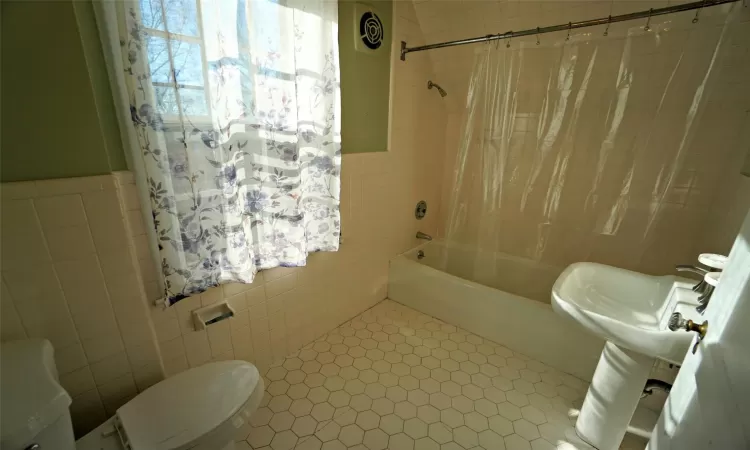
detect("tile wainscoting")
[0,174,162,435]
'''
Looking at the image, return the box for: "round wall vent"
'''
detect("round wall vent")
[360,11,383,50]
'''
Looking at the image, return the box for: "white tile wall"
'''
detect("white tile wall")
[115,1,449,381]
[0,175,163,436]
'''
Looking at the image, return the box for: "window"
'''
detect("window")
[139,0,210,121]
[138,0,289,128]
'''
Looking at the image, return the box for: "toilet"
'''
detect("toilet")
[0,339,264,450]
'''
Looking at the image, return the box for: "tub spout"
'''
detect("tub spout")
[416,231,432,241]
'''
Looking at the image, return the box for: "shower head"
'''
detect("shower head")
[427,80,447,97]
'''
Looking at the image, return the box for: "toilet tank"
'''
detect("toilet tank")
[0,339,75,450]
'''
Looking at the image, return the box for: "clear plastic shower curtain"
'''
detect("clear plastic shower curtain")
[444,18,734,302]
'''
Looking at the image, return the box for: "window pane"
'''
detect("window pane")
[179,88,208,117]
[146,35,172,83]
[164,0,199,36]
[155,86,179,115]
[139,0,165,30]
[171,40,204,86]
[252,0,281,56]
[240,53,254,110]
[236,0,248,44]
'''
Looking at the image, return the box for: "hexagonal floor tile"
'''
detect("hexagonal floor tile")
[505,433,532,450]
[404,417,428,439]
[465,411,489,432]
[356,410,381,431]
[453,425,479,448]
[315,421,341,443]
[292,415,318,437]
[489,414,515,436]
[417,405,441,424]
[269,411,295,432]
[320,439,346,450]
[414,437,440,450]
[513,419,541,441]
[310,402,335,422]
[334,406,358,426]
[478,429,504,449]
[372,397,395,416]
[380,414,404,435]
[395,401,417,420]
[339,424,365,446]
[246,425,274,448]
[270,429,297,450]
[427,422,452,444]
[350,394,373,412]
[363,428,389,450]
[389,432,415,449]
[440,408,464,428]
[250,300,595,450]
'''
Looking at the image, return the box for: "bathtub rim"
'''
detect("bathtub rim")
[394,240,555,307]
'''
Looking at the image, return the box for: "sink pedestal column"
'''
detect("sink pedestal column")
[576,341,655,450]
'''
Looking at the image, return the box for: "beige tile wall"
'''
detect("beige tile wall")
[125,0,448,379]
[0,175,164,436]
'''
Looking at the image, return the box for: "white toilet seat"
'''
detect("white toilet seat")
[77,361,264,450]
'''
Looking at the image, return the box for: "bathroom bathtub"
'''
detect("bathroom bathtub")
[388,241,604,380]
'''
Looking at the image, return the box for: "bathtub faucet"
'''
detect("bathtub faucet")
[416,231,432,241]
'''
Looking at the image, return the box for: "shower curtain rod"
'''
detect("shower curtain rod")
[399,0,739,60]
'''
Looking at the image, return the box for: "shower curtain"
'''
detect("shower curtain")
[444,16,735,302]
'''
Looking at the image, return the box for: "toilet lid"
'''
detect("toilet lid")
[116,360,259,450]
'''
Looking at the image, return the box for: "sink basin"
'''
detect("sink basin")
[552,262,701,364]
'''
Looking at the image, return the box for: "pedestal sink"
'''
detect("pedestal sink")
[552,262,702,450]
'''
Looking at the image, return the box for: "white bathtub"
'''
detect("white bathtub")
[388,241,605,381]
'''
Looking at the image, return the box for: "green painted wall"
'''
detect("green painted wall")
[1,1,126,182]
[339,1,392,154]
[0,0,389,181]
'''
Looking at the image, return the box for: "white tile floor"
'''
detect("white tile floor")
[237,300,648,450]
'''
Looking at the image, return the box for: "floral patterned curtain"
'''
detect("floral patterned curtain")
[116,0,341,305]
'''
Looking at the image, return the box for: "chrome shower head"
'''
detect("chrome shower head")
[427,80,447,97]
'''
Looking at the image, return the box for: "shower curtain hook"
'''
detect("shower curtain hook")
[644,8,653,31]
[604,15,611,36]
[506,31,513,48]
[566,22,572,41]
[536,27,541,45]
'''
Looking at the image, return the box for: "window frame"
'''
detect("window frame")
[142,0,213,125]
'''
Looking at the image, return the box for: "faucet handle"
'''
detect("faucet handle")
[703,271,721,287]
[668,312,687,331]
[697,253,727,270]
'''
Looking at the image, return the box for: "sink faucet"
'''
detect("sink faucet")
[674,265,708,278]
[675,265,709,294]
[416,231,432,241]
[675,264,718,315]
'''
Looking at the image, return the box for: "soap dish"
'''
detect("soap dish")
[192,302,235,330]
